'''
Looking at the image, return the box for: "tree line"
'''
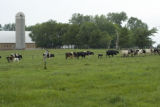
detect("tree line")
[0,23,15,31]
[1,12,157,49]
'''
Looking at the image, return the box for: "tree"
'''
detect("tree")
[107,12,128,49]
[127,17,148,30]
[119,27,131,48]
[107,12,128,26]
[134,28,157,48]
[62,24,79,46]
[29,20,58,48]
[3,23,15,31]
[69,13,84,25]
[127,17,157,48]
[69,13,93,25]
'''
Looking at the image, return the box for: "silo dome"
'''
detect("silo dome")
[16,12,25,17]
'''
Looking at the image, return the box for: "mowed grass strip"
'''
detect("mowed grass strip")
[0,49,160,107]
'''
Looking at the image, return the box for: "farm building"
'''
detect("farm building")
[0,31,36,50]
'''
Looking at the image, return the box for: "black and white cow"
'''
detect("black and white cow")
[43,53,55,58]
[6,53,22,62]
[152,48,160,55]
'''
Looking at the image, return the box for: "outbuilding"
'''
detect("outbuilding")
[0,31,35,50]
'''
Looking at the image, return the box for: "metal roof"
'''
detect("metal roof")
[0,31,35,43]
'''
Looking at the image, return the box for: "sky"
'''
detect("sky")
[0,0,160,46]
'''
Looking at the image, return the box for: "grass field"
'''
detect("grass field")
[0,49,160,107]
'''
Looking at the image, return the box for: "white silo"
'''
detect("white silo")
[15,12,25,49]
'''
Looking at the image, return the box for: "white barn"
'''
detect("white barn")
[0,31,36,50]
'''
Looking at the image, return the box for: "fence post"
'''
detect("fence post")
[43,55,47,70]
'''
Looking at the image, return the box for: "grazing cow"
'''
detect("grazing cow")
[86,51,94,55]
[106,50,119,57]
[66,51,94,59]
[6,53,22,62]
[77,52,86,58]
[153,48,160,55]
[65,52,73,59]
[98,54,103,59]
[6,56,14,63]
[144,49,152,55]
[128,49,141,56]
[137,49,146,56]
[0,56,1,59]
[121,50,130,57]
[15,54,23,60]
[43,53,55,58]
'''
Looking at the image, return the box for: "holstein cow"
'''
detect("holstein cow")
[136,49,146,56]
[43,53,55,58]
[153,48,160,55]
[121,49,138,57]
[128,49,139,56]
[143,49,152,55]
[121,50,130,57]
[6,53,23,63]
[106,50,119,57]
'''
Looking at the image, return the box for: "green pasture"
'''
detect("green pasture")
[0,49,160,107]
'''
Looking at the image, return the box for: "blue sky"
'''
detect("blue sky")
[0,0,160,46]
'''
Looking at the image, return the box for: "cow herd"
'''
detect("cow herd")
[65,48,160,59]
[65,51,94,59]
[0,48,159,63]
[121,48,160,57]
[104,48,160,58]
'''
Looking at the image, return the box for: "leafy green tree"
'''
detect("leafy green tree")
[94,15,116,35]
[29,20,58,48]
[99,31,113,49]
[107,12,128,49]
[76,22,99,48]
[69,13,84,25]
[62,24,79,46]
[88,29,102,48]
[3,23,15,31]
[127,17,157,48]
[134,28,157,48]
[107,12,128,26]
[69,13,93,25]
[119,27,131,48]
[127,17,148,30]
